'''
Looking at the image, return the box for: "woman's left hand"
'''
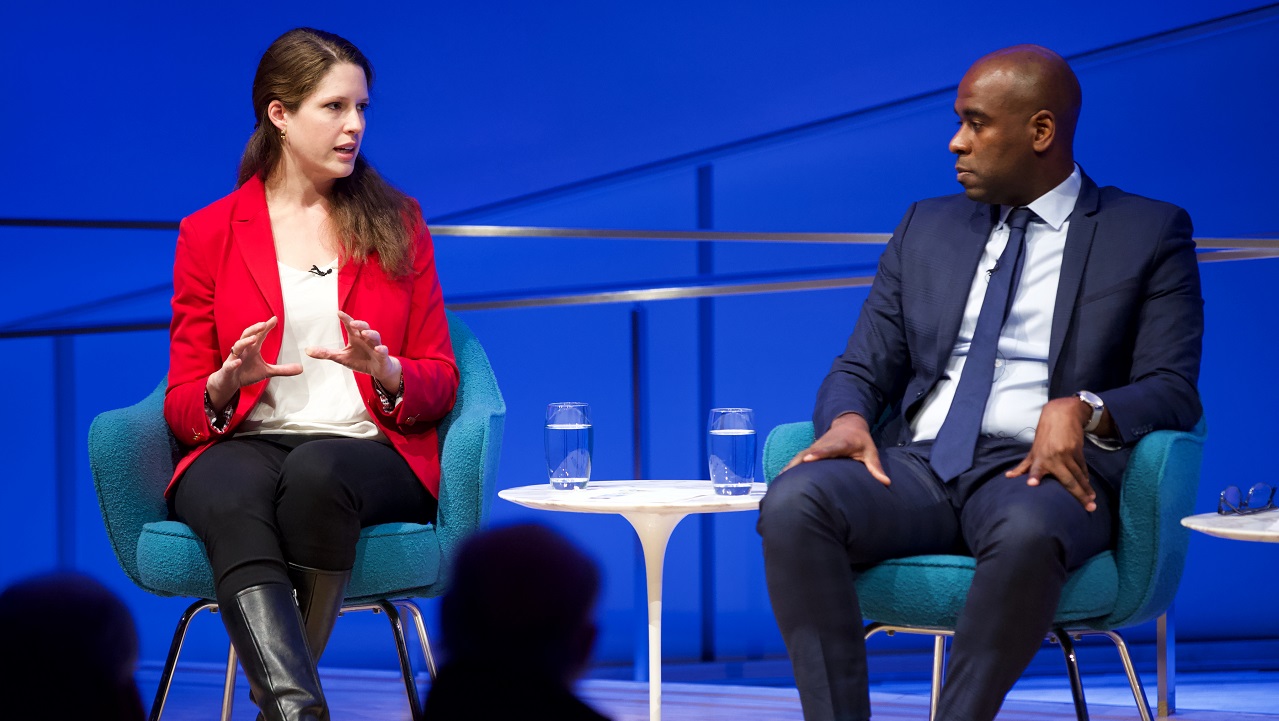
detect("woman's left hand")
[307,311,402,390]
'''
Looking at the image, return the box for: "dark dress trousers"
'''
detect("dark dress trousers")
[759,173,1203,721]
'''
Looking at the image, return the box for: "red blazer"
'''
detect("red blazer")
[163,175,459,499]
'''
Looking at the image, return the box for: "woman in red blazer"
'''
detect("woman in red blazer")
[163,28,458,721]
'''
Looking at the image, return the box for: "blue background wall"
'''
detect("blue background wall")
[3,1,1277,676]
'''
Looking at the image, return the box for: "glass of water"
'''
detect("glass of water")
[708,408,756,496]
[545,402,593,489]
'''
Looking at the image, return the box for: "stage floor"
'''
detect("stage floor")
[136,666,1279,720]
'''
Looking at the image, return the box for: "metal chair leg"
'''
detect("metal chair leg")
[929,635,946,721]
[864,623,957,721]
[149,600,218,721]
[396,599,439,680]
[220,641,237,721]
[867,619,1164,721]
[863,621,886,639]
[1157,610,1176,718]
[153,598,436,720]
[378,600,425,721]
[1053,631,1089,721]
[1102,630,1155,721]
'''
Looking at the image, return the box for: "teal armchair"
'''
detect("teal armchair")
[88,311,505,721]
[763,419,1206,721]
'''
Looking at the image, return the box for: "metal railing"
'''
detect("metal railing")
[0,225,1275,336]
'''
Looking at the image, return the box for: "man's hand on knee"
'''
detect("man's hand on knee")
[782,413,892,485]
[1006,397,1097,511]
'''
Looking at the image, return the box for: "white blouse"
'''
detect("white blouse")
[236,259,385,440]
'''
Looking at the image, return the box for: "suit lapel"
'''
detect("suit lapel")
[932,202,998,376]
[1048,174,1101,381]
[231,176,285,352]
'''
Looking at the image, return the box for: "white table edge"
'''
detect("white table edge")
[1181,511,1279,543]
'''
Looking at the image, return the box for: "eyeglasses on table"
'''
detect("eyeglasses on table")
[1218,482,1276,516]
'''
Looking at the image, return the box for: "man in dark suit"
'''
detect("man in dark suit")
[758,45,1202,721]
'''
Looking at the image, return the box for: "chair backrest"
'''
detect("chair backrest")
[88,379,175,589]
[88,309,505,592]
[761,418,1207,629]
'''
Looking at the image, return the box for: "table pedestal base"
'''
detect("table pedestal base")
[621,511,688,721]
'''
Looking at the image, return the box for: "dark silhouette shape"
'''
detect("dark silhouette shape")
[424,523,611,720]
[0,572,145,721]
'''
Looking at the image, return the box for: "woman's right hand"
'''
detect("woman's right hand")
[206,317,303,410]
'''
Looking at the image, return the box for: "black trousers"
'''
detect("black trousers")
[757,437,1115,721]
[171,434,438,599]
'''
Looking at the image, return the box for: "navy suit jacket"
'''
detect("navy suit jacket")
[814,174,1203,489]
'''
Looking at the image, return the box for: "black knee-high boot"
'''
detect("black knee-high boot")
[288,564,351,663]
[220,582,329,721]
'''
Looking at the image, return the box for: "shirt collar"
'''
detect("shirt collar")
[998,164,1082,232]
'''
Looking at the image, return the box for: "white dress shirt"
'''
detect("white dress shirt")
[911,166,1083,443]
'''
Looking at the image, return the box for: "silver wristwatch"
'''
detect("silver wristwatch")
[1076,390,1104,434]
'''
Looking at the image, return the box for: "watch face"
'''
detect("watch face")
[1078,391,1103,408]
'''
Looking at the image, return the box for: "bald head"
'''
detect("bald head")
[950,45,1082,206]
[969,45,1081,146]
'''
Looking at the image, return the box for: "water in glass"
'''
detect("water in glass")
[708,408,755,495]
[546,402,592,489]
[546,423,592,489]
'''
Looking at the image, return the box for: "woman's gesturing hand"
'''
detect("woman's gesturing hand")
[307,311,403,391]
[207,316,303,410]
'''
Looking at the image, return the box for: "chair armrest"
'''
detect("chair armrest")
[434,311,507,563]
[435,402,505,562]
[763,422,816,484]
[87,378,178,587]
[1104,419,1207,628]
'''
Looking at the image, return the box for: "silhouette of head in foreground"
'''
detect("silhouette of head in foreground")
[441,523,602,684]
[0,571,144,721]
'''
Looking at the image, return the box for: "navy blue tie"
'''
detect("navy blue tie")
[930,207,1036,481]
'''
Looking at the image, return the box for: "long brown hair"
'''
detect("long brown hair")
[238,28,414,277]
